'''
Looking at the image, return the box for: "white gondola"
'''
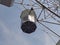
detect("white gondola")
[20,8,37,34]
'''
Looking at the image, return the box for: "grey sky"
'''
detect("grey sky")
[0,0,60,45]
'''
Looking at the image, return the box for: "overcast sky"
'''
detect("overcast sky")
[0,0,60,45]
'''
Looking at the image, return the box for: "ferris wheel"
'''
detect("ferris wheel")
[0,0,60,45]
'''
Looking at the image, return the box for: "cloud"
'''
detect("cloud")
[44,33,55,45]
[45,33,51,45]
[0,20,30,45]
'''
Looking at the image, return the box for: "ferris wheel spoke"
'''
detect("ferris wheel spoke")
[43,9,46,19]
[51,15,60,23]
[38,20,60,25]
[35,0,60,18]
[31,0,40,6]
[37,20,60,38]
[37,8,44,19]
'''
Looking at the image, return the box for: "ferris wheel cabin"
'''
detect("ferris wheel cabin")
[20,8,37,34]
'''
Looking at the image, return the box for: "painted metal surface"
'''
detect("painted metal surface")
[0,0,14,7]
[20,9,37,34]
[56,40,60,45]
